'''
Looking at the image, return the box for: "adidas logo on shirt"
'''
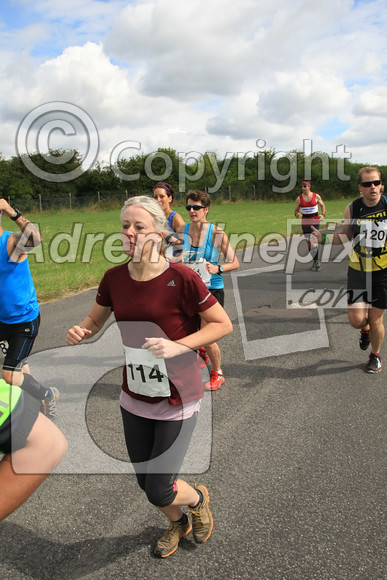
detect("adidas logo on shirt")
[167,280,176,287]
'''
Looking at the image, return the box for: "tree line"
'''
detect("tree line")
[0,147,385,210]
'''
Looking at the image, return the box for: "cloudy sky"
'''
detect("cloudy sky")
[1,0,386,172]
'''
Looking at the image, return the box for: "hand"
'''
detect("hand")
[310,226,322,247]
[66,325,92,345]
[206,262,219,275]
[143,337,189,359]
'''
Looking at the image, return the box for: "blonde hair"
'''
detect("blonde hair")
[120,196,171,256]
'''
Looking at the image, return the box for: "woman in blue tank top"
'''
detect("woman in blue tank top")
[178,190,239,391]
[153,182,185,259]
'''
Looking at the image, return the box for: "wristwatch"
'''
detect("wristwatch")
[10,208,22,221]
[218,265,224,274]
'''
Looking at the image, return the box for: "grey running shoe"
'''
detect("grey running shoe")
[189,484,213,544]
[365,353,382,374]
[154,516,192,558]
[359,330,371,351]
[41,387,59,420]
[315,259,321,271]
[310,261,317,271]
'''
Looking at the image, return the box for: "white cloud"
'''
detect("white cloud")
[353,87,387,117]
[0,0,386,166]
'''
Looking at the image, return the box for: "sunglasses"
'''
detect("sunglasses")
[361,180,381,187]
[186,204,206,211]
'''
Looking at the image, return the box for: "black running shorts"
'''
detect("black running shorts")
[347,267,387,309]
[0,315,40,371]
[209,288,225,307]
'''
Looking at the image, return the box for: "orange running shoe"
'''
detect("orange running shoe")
[204,370,225,391]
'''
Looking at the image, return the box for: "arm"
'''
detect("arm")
[1,199,42,262]
[66,302,112,345]
[172,212,185,233]
[144,302,233,359]
[311,203,353,246]
[316,194,326,217]
[294,197,301,218]
[207,227,239,275]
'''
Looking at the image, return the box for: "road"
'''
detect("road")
[1,241,385,579]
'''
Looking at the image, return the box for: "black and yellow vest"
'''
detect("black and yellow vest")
[349,195,387,272]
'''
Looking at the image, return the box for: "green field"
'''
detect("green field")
[10,199,349,303]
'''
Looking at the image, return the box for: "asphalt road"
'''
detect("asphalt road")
[1,242,386,580]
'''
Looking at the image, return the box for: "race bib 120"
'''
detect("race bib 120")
[360,220,387,249]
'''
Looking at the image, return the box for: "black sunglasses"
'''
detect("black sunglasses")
[361,180,381,187]
[186,204,206,211]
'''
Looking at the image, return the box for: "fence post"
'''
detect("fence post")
[97,191,100,203]
[228,185,231,201]
[253,184,256,200]
[125,190,128,199]
[39,194,42,212]
[69,192,72,210]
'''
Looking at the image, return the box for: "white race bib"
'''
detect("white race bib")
[124,346,171,398]
[184,258,211,286]
[359,220,387,249]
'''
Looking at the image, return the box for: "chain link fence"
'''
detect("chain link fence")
[5,185,266,213]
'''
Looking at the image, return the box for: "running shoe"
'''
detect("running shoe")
[310,262,317,271]
[189,484,213,544]
[205,370,225,391]
[315,260,321,271]
[198,348,210,369]
[154,516,192,558]
[41,387,59,420]
[359,330,371,351]
[365,353,382,374]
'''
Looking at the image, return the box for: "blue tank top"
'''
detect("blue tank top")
[181,223,223,289]
[0,231,39,324]
[167,211,177,232]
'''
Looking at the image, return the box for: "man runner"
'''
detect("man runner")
[312,166,386,373]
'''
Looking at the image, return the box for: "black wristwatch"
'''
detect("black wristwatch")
[218,265,224,274]
[10,208,22,221]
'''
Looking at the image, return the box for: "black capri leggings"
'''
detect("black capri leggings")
[120,407,197,508]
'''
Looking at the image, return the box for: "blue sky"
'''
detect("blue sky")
[1,0,386,168]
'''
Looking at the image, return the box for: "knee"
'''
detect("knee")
[43,422,68,466]
[29,414,68,467]
[144,478,176,507]
[2,369,23,386]
[369,317,385,332]
[205,342,219,351]
[347,311,366,329]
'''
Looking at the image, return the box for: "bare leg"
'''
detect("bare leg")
[206,342,221,372]
[0,413,67,522]
[367,307,385,353]
[347,302,369,331]
[2,369,23,386]
[158,479,200,521]
[200,318,222,372]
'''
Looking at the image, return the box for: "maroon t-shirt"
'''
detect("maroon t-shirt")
[96,261,217,405]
